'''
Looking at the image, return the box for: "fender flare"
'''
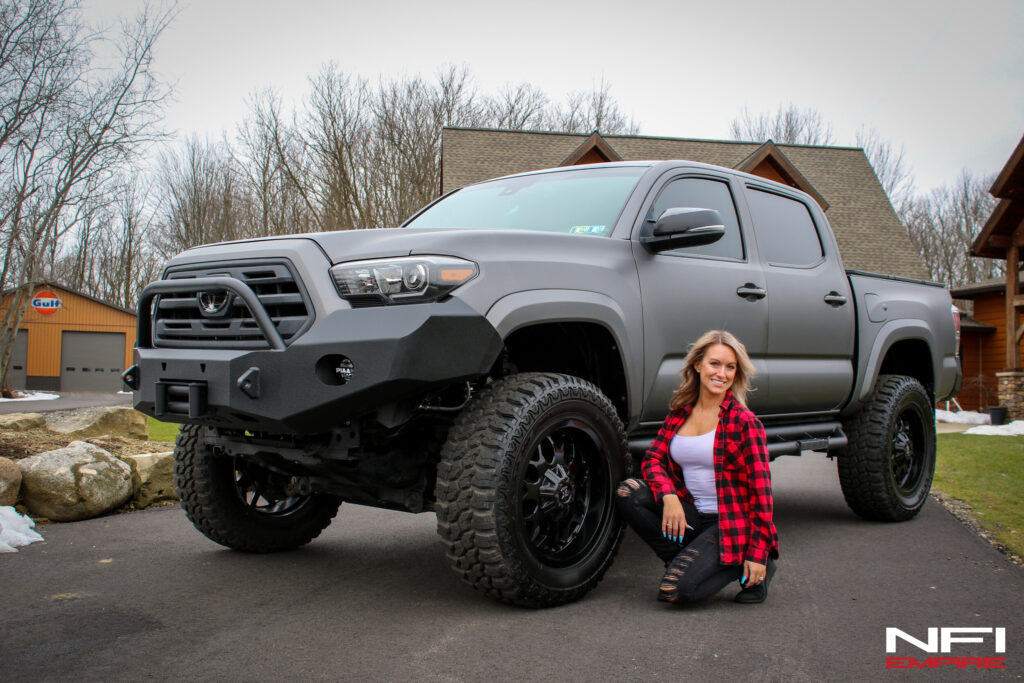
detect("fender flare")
[486,289,641,419]
[857,318,936,404]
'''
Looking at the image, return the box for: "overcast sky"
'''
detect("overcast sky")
[86,0,1023,195]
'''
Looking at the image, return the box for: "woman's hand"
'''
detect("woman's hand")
[742,560,767,587]
[661,495,689,542]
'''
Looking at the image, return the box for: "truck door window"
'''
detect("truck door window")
[648,177,743,260]
[746,188,824,267]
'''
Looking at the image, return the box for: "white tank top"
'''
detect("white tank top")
[669,429,717,514]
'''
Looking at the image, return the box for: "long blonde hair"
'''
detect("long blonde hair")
[669,330,757,410]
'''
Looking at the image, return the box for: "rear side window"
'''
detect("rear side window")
[647,177,744,260]
[745,188,824,267]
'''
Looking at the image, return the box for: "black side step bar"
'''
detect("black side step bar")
[627,421,847,461]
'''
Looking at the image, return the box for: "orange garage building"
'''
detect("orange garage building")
[2,284,137,392]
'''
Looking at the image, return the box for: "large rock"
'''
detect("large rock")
[0,413,46,431]
[0,457,21,506]
[18,442,133,522]
[46,407,148,440]
[121,451,177,508]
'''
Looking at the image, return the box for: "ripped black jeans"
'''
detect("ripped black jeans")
[615,478,742,603]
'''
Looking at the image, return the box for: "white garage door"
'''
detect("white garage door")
[60,331,126,392]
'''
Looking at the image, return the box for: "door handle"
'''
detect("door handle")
[736,284,767,301]
[824,292,848,306]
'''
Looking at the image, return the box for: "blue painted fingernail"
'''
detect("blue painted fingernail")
[741,576,747,585]
[686,524,694,530]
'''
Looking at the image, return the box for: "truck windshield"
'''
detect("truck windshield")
[404,166,646,236]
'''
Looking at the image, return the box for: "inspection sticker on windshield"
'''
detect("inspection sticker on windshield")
[569,225,607,235]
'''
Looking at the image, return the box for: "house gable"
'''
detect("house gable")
[560,131,623,166]
[734,140,830,211]
[971,134,1024,260]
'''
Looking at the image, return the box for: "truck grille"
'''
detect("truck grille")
[153,261,313,348]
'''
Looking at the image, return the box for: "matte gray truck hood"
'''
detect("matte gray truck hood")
[311,227,441,262]
[183,227,631,267]
[307,227,612,264]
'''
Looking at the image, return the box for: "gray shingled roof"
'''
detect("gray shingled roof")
[441,127,928,280]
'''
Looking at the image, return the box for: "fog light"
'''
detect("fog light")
[315,355,354,386]
[335,359,354,383]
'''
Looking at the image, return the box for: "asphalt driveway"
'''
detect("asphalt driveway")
[1,452,1021,681]
[0,392,132,415]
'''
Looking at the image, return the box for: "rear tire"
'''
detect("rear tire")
[174,424,341,552]
[436,373,629,607]
[837,375,935,521]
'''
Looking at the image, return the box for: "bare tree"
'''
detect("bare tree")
[856,125,915,219]
[730,103,836,145]
[0,0,171,387]
[904,170,1001,288]
[263,64,485,230]
[235,88,316,236]
[53,195,107,291]
[183,66,641,248]
[155,135,240,256]
[485,83,549,130]
[298,64,374,230]
[543,78,639,135]
[371,73,440,225]
[53,176,159,307]
[372,66,484,224]
[103,178,161,307]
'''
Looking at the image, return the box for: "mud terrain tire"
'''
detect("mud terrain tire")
[838,374,936,521]
[436,373,629,607]
[174,424,340,552]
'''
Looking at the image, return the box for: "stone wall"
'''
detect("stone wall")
[995,371,1024,421]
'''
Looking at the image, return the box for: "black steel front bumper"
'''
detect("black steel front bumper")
[129,280,503,433]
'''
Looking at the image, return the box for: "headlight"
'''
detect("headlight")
[330,256,478,305]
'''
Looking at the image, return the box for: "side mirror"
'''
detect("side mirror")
[642,207,725,252]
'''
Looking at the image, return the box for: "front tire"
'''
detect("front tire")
[174,424,341,552]
[436,373,629,607]
[837,374,936,521]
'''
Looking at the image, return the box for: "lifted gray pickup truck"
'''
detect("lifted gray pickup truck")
[126,160,961,607]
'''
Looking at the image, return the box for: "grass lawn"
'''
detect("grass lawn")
[934,433,1024,560]
[147,417,181,443]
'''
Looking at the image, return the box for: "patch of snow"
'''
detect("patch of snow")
[963,421,1024,437]
[935,409,990,425]
[0,506,44,552]
[0,390,59,402]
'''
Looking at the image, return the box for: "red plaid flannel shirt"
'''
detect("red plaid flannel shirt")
[641,392,778,565]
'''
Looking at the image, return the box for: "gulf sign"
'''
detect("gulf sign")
[32,290,62,316]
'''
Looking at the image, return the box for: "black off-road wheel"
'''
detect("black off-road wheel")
[174,424,341,552]
[837,374,936,521]
[436,373,629,607]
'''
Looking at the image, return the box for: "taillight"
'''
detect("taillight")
[951,304,961,357]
